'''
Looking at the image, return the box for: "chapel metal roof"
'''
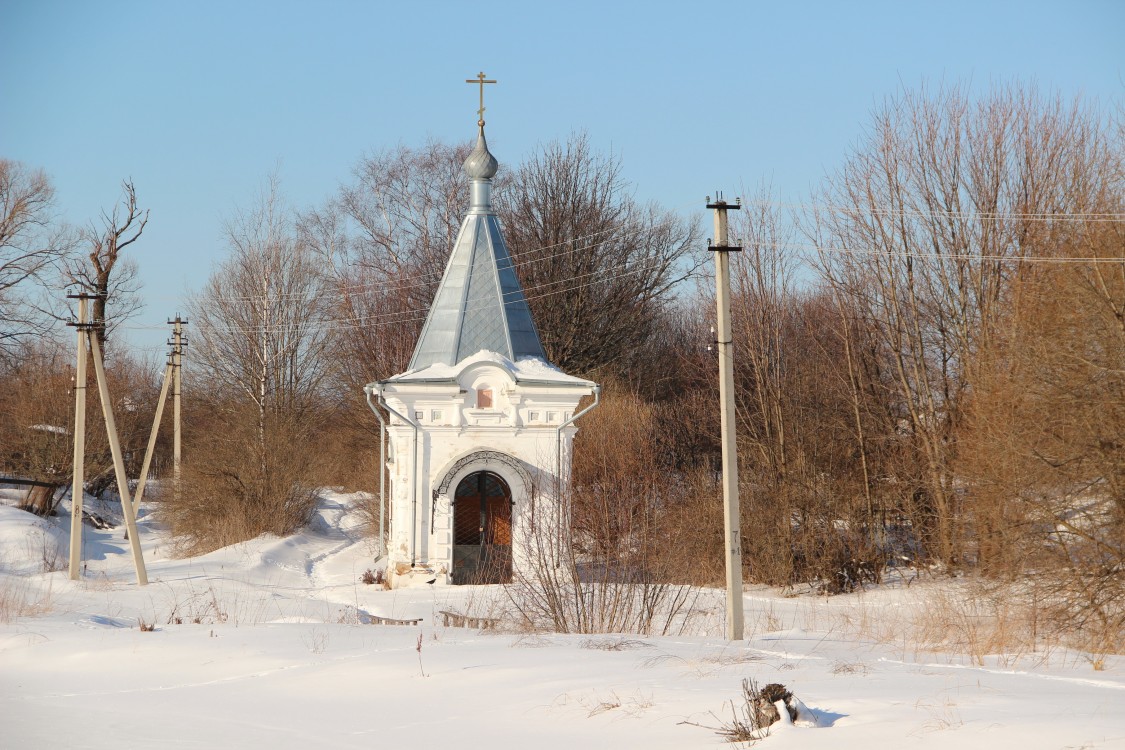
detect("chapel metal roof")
[406,125,547,371]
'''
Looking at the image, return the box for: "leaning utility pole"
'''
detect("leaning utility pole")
[88,323,148,585]
[66,295,91,580]
[708,193,744,640]
[132,316,186,510]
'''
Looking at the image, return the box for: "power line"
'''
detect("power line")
[186,223,622,306]
[183,254,672,337]
[122,231,1121,339]
[156,195,703,308]
[116,196,1122,336]
[740,196,1125,223]
[741,238,1125,265]
[121,199,699,334]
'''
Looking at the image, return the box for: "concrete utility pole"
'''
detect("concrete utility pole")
[88,327,148,585]
[132,368,172,512]
[67,295,91,580]
[171,315,186,493]
[134,317,186,511]
[708,193,744,640]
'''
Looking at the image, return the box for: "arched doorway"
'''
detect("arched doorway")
[452,471,513,584]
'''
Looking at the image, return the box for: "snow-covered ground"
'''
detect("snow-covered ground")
[1,490,1122,749]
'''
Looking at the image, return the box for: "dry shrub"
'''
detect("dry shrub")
[0,340,167,515]
[505,391,706,634]
[688,678,794,743]
[0,578,51,623]
[302,401,384,539]
[569,384,726,588]
[570,385,661,561]
[505,526,702,636]
[656,469,726,587]
[807,575,1121,664]
[567,381,885,595]
[311,399,381,491]
[791,522,884,595]
[958,212,1125,654]
[738,478,886,593]
[156,404,326,555]
[910,584,1045,663]
[0,342,72,515]
[910,578,1123,663]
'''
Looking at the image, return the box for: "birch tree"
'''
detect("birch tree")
[192,176,334,441]
[163,177,333,551]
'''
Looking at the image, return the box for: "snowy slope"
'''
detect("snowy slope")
[1,491,1122,749]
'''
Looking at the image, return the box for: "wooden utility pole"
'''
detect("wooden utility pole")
[67,295,91,580]
[708,193,744,640]
[88,328,148,585]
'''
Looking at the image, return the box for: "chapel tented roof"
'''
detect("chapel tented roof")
[405,126,547,371]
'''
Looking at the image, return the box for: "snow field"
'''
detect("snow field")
[1,491,1122,749]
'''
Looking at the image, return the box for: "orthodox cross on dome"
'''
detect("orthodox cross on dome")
[465,71,496,126]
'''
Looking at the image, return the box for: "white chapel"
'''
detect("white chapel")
[366,93,598,588]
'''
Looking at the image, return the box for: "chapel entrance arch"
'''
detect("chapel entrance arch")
[452,471,513,585]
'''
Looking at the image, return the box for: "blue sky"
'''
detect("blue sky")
[2,0,1122,354]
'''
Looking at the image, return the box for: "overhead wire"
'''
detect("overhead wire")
[121,195,703,334]
[743,238,1125,265]
[184,221,622,306]
[153,194,704,308]
[179,253,671,337]
[740,196,1125,223]
[119,196,1123,337]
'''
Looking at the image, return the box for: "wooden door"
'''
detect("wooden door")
[452,471,512,584]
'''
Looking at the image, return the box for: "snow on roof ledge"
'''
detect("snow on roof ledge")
[380,350,596,388]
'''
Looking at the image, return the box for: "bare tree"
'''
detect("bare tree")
[496,133,702,379]
[0,160,73,357]
[961,202,1125,650]
[804,83,1115,566]
[731,193,797,486]
[306,134,701,392]
[301,139,472,393]
[163,177,335,551]
[192,175,335,440]
[65,179,148,346]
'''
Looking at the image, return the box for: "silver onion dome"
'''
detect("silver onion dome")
[463,126,499,180]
